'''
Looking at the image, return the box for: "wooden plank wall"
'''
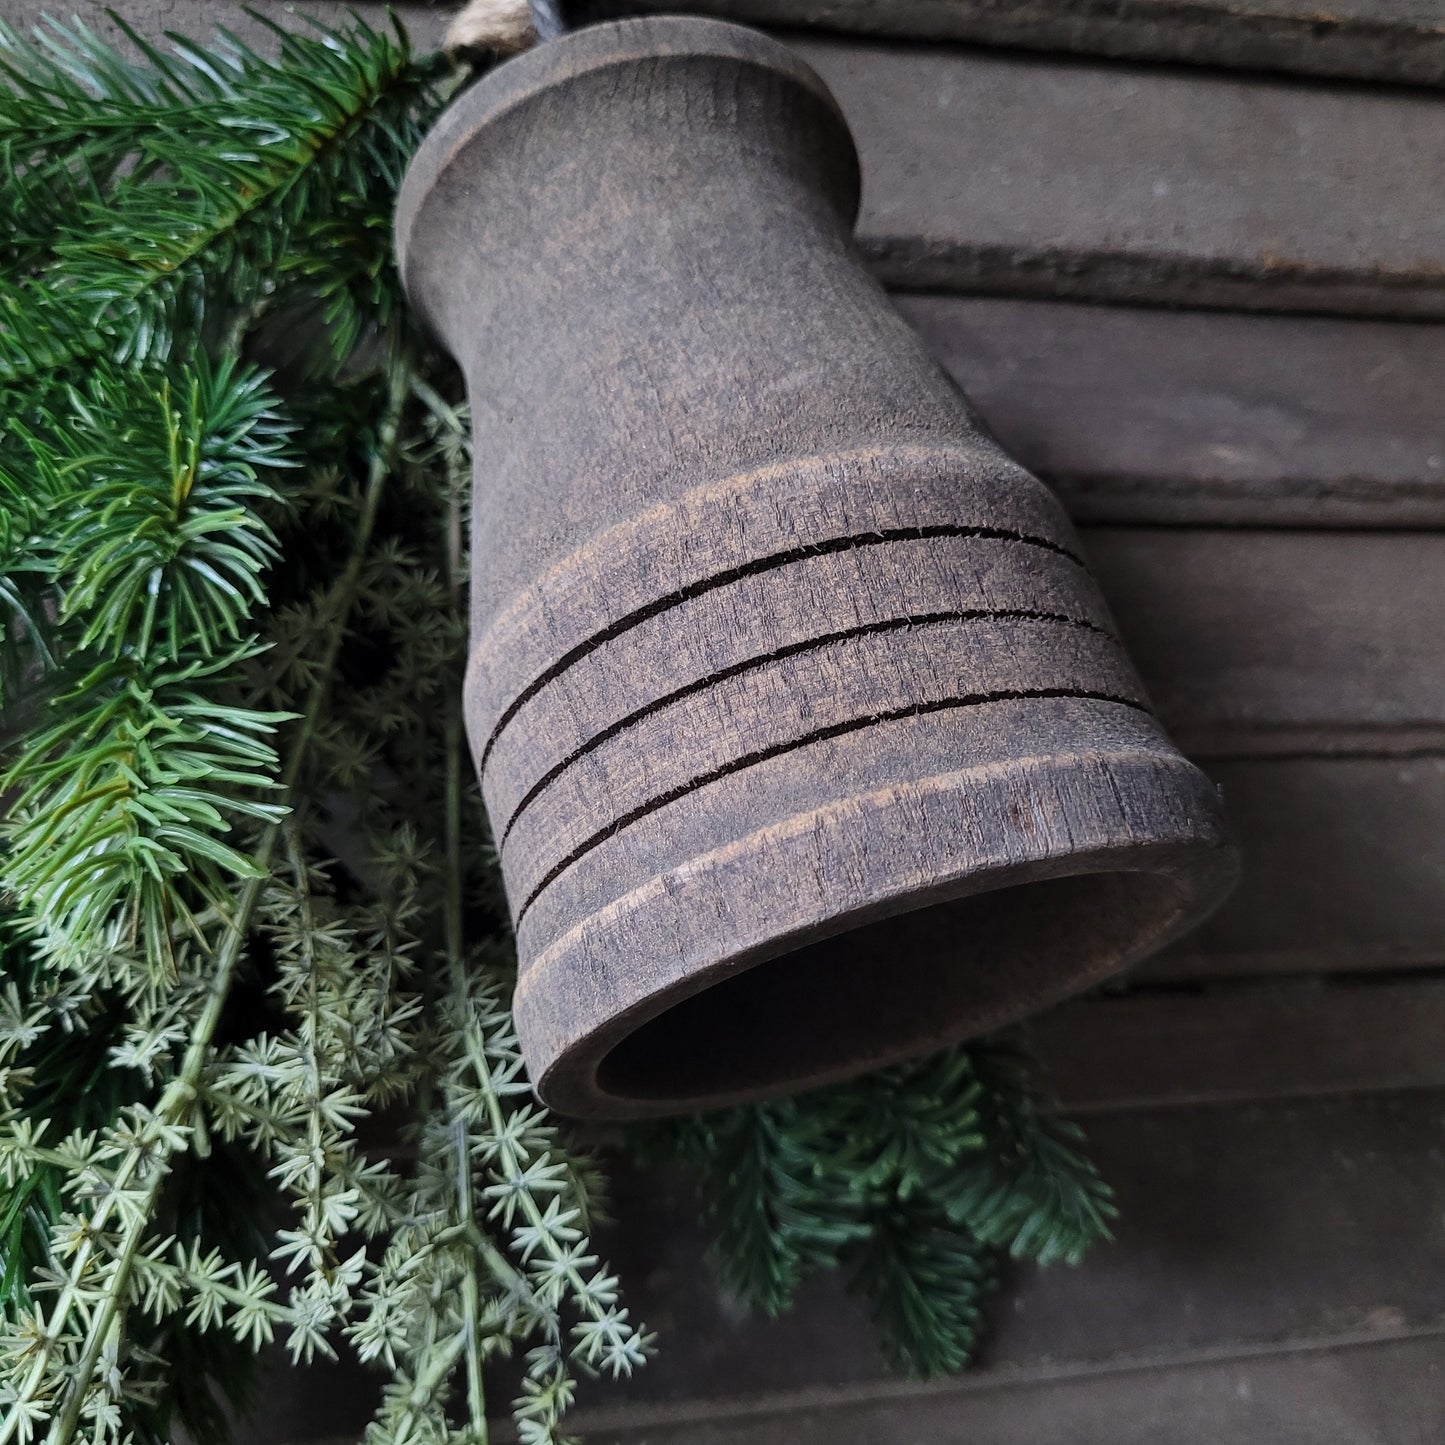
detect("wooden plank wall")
[628,0,1445,87]
[795,36,1445,314]
[897,297,1445,527]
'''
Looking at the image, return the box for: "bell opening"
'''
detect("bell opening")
[594,868,1190,1107]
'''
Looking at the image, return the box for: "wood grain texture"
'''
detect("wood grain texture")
[550,1335,1445,1443]
[244,0,1445,93]
[1083,529,1445,757]
[1038,977,1445,1107]
[795,37,1445,316]
[900,296,1445,527]
[1147,758,1445,979]
[626,0,1445,88]
[246,1334,1445,1445]
[397,18,1234,1118]
[497,635,1149,913]
[478,532,1121,832]
[105,0,1445,94]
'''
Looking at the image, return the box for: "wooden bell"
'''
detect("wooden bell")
[395,16,1238,1119]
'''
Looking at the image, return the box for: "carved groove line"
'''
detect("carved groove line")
[475,525,1085,774]
[495,607,1116,847]
[512,686,1151,929]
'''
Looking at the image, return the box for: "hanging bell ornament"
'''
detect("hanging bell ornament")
[395,16,1238,1119]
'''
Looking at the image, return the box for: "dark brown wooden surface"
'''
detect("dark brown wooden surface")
[1146,758,1445,979]
[260,0,1445,94]
[157,0,1445,96]
[631,0,1445,89]
[795,37,1445,316]
[258,1333,1445,1444]
[1039,977,1445,1106]
[1084,528,1445,757]
[901,296,1445,527]
[556,1336,1445,1443]
[400,18,1235,1119]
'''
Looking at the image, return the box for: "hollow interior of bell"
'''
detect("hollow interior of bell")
[594,867,1190,1105]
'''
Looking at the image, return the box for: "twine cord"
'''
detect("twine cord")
[529,0,566,41]
[444,0,568,53]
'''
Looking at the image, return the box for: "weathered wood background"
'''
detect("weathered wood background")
[16,0,1445,1438]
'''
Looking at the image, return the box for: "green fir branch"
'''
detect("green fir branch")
[848,1201,995,1377]
[643,1035,1115,1375]
[2,358,293,975]
[0,12,428,381]
[938,1038,1117,1267]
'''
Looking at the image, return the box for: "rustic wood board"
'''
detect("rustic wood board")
[288,0,1445,93]
[581,1091,1445,1404]
[558,1335,1445,1443]
[1037,977,1445,1105]
[129,0,1445,97]
[0,0,449,53]
[244,1336,1445,1445]
[898,296,1445,527]
[629,0,1445,89]
[1147,758,1445,979]
[1082,529,1445,756]
[235,1091,1445,1443]
[251,1335,1445,1445]
[793,37,1445,316]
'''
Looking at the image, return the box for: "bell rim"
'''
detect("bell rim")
[514,741,1239,1120]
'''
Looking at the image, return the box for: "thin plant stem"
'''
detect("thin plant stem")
[441,431,489,1442]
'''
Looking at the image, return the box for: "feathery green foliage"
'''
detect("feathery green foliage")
[0,10,424,382]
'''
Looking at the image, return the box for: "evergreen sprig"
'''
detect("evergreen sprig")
[0,11,430,381]
[638,1037,1115,1375]
[2,358,292,971]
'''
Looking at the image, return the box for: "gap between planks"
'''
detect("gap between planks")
[261,1326,1445,1445]
[1036,974,1445,1110]
[487,1325,1445,1443]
